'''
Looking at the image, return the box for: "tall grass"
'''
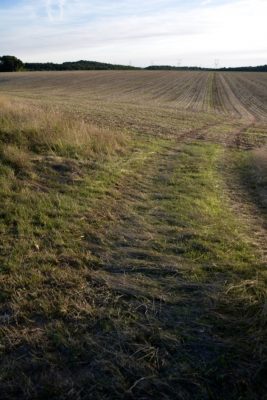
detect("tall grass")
[0,96,127,158]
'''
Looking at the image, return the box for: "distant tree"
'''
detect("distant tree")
[0,55,24,72]
[24,60,140,71]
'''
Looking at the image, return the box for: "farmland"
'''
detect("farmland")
[0,71,267,399]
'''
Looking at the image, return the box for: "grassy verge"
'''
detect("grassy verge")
[0,97,174,399]
[0,96,126,160]
[0,96,266,399]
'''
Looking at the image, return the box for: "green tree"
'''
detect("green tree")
[0,55,24,72]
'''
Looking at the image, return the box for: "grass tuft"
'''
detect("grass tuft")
[0,144,32,175]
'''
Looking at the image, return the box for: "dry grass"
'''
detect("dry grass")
[0,144,31,173]
[0,96,127,159]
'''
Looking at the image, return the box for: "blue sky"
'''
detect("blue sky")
[0,0,266,67]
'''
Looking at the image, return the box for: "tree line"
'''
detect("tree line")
[25,60,140,71]
[0,55,266,72]
[0,56,139,72]
[146,65,267,72]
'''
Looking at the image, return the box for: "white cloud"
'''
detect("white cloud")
[59,0,66,19]
[46,0,66,21]
[0,0,267,67]
[201,0,213,5]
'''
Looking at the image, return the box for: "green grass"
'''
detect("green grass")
[0,92,266,399]
[230,147,267,213]
[162,143,260,273]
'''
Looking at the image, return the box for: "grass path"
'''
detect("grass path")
[1,128,266,398]
[68,139,265,399]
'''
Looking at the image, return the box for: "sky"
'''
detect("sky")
[0,0,266,67]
